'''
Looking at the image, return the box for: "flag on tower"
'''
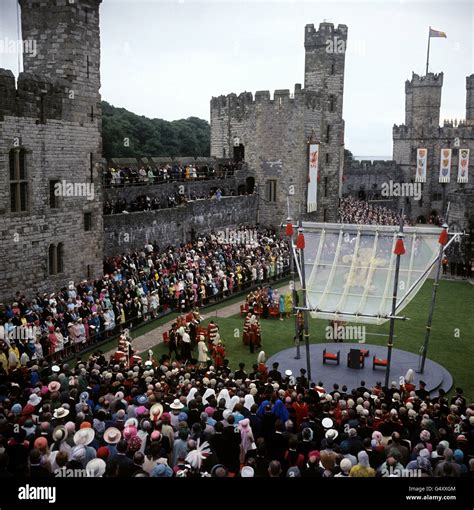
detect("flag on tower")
[429,28,447,38]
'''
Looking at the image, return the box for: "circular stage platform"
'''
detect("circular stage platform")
[267,343,452,395]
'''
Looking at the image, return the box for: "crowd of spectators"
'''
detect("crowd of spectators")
[103,162,238,187]
[0,355,472,478]
[0,229,290,365]
[103,188,230,215]
[339,197,410,226]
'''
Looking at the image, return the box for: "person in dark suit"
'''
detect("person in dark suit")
[221,417,241,473]
[267,420,288,464]
[107,439,134,477]
[268,362,282,383]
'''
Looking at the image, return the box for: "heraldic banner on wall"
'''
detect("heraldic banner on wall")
[439,148,452,183]
[416,148,427,183]
[307,143,319,213]
[457,148,469,183]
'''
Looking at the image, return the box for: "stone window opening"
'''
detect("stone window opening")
[325,153,330,164]
[86,55,90,78]
[48,243,64,275]
[57,243,64,273]
[326,125,331,143]
[48,244,56,276]
[49,180,59,209]
[329,95,336,112]
[324,177,328,197]
[9,148,28,213]
[90,153,94,182]
[330,62,335,75]
[84,212,93,231]
[265,179,277,202]
[90,106,94,122]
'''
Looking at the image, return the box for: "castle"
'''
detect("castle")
[0,5,472,303]
[210,24,474,235]
[210,23,348,225]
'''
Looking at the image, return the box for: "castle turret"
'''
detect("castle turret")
[304,22,348,94]
[304,22,347,221]
[404,72,443,129]
[19,0,102,127]
[466,74,474,121]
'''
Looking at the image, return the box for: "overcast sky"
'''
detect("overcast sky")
[0,0,472,156]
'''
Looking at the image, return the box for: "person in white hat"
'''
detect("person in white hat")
[240,465,254,477]
[86,458,106,477]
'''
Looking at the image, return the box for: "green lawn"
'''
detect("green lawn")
[146,279,474,400]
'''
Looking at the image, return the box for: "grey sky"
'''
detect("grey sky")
[1,0,472,156]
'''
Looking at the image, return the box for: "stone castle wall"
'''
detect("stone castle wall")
[103,195,258,256]
[0,0,103,302]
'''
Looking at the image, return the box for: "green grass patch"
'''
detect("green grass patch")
[145,280,474,399]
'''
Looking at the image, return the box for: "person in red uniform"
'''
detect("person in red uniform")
[257,351,268,382]
[207,320,219,348]
[242,313,251,346]
[212,339,225,369]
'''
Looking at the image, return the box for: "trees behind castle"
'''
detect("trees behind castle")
[102,101,210,159]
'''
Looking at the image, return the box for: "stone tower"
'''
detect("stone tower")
[210,22,347,226]
[304,23,347,221]
[0,0,103,301]
[466,74,474,121]
[19,0,102,130]
[393,71,474,224]
[404,72,443,130]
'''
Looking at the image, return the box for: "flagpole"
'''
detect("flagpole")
[297,222,312,386]
[286,216,300,360]
[426,27,431,75]
[384,209,405,388]
[418,202,450,373]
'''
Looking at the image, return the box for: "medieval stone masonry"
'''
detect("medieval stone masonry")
[0,0,103,301]
[210,23,348,226]
[1,3,472,303]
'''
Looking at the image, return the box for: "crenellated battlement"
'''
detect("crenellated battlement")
[405,72,444,92]
[305,22,348,49]
[393,122,474,139]
[349,160,398,171]
[0,69,97,123]
[211,84,307,114]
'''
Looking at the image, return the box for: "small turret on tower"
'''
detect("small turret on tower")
[404,72,443,129]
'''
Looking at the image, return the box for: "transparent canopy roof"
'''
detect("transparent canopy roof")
[293,222,454,325]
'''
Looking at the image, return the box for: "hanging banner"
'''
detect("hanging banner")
[307,143,319,213]
[416,148,427,183]
[439,148,451,183]
[457,148,469,183]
